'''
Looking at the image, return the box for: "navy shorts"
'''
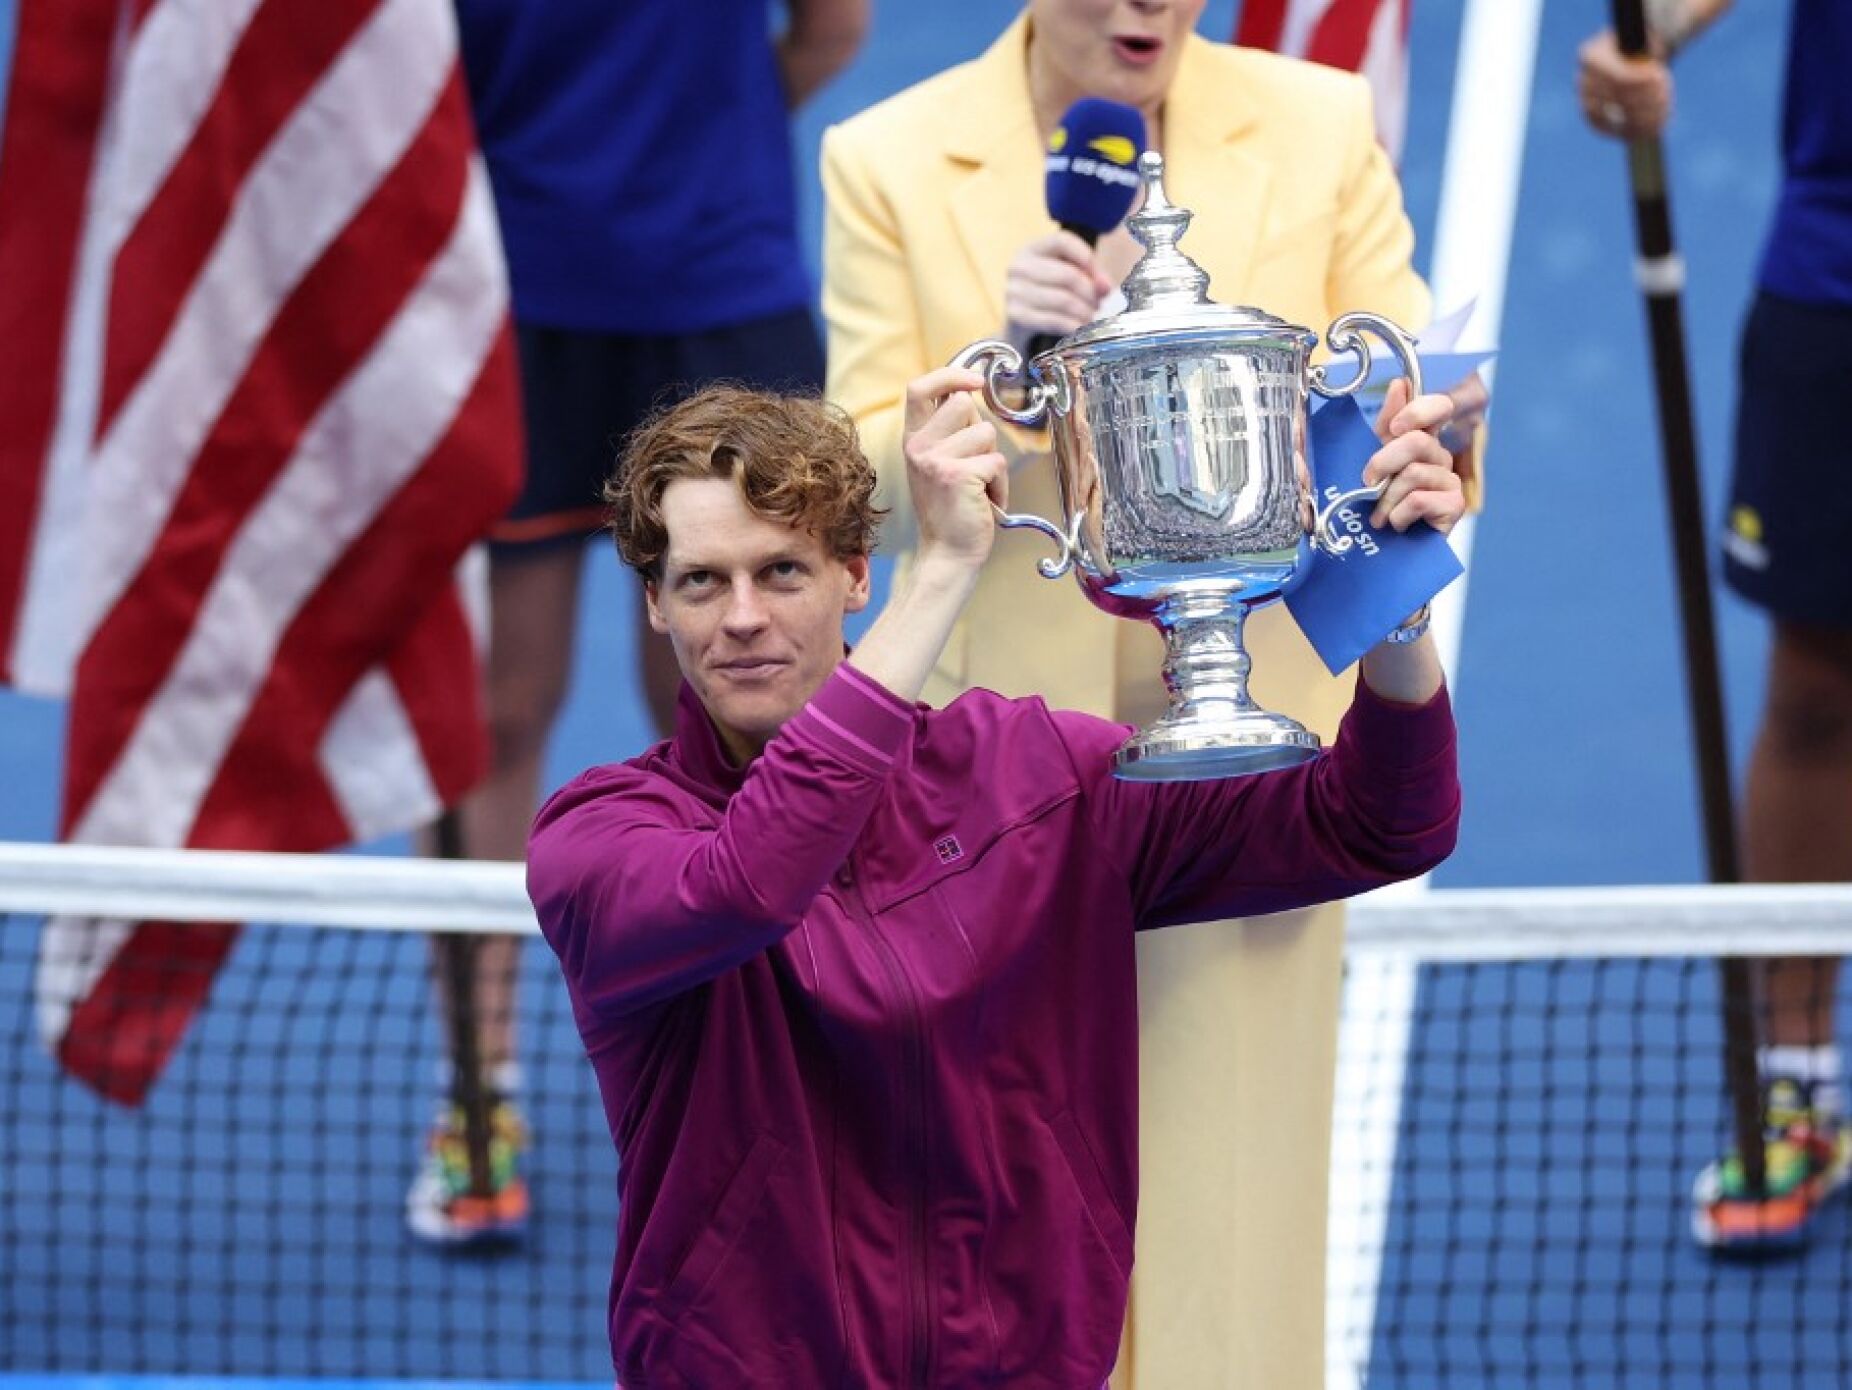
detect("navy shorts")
[491,307,825,550]
[1722,291,1852,627]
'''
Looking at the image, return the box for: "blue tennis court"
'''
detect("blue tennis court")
[0,1,1830,1384]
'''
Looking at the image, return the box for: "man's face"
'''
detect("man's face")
[647,477,871,764]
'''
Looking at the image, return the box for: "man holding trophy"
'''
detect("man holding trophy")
[527,312,1464,1382]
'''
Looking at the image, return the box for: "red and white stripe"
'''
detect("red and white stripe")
[0,0,522,1103]
[1236,0,1412,165]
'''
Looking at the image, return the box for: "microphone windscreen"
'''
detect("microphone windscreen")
[1044,97,1147,235]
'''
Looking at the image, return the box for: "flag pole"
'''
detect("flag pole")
[1608,0,1763,1195]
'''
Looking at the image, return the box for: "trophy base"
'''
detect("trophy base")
[1112,710,1321,782]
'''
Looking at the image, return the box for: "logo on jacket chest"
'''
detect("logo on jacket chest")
[932,834,965,865]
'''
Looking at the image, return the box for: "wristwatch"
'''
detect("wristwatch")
[1383,603,1433,645]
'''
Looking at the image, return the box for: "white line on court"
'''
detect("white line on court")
[1325,2,1543,1385]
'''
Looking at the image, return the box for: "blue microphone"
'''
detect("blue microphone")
[1030,97,1147,358]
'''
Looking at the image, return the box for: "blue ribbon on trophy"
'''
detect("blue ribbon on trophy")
[1284,346,1493,676]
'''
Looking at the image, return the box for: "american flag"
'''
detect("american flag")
[0,0,523,1104]
[1237,0,1413,165]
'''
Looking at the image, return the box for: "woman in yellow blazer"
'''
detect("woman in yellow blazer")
[823,5,1438,1386]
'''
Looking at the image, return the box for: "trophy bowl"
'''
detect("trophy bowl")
[953,150,1421,781]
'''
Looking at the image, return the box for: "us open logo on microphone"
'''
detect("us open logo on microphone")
[1044,97,1148,233]
[1045,146,1142,189]
[1045,124,1141,189]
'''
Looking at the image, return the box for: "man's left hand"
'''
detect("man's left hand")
[1364,380,1466,537]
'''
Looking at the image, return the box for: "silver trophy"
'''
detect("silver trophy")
[954,150,1422,781]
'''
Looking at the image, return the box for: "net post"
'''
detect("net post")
[1609,0,1763,1197]
[435,809,494,1200]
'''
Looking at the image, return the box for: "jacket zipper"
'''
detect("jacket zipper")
[846,851,933,1387]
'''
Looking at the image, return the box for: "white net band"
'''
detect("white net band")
[8,841,1852,960]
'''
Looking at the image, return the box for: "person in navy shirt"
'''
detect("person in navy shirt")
[1581,0,1852,1252]
[405,0,868,1248]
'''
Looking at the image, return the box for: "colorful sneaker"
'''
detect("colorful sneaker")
[406,1093,530,1247]
[1692,1077,1852,1252]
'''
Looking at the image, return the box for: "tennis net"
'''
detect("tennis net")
[4,841,1852,1386]
[1330,884,1852,1390]
[1,842,606,1380]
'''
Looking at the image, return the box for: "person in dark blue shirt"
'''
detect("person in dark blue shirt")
[406,0,868,1248]
[1582,0,1852,1253]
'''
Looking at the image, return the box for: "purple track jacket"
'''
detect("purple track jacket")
[528,663,1460,1388]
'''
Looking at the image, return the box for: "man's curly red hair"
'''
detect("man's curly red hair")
[605,385,885,579]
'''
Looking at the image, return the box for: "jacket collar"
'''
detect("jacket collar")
[666,648,893,800]
[671,680,749,799]
[945,15,1273,325]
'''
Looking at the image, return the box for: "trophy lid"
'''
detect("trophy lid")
[1052,151,1314,355]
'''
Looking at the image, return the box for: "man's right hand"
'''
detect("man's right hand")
[1003,231,1114,347]
[847,370,1006,701]
[902,367,1008,573]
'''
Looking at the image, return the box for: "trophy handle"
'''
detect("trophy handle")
[990,504,1078,580]
[950,339,1058,428]
[1312,484,1382,557]
[1309,312,1423,402]
[1308,313,1421,555]
[948,340,1075,579]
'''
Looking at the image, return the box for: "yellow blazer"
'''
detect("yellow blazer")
[822,13,1431,735]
